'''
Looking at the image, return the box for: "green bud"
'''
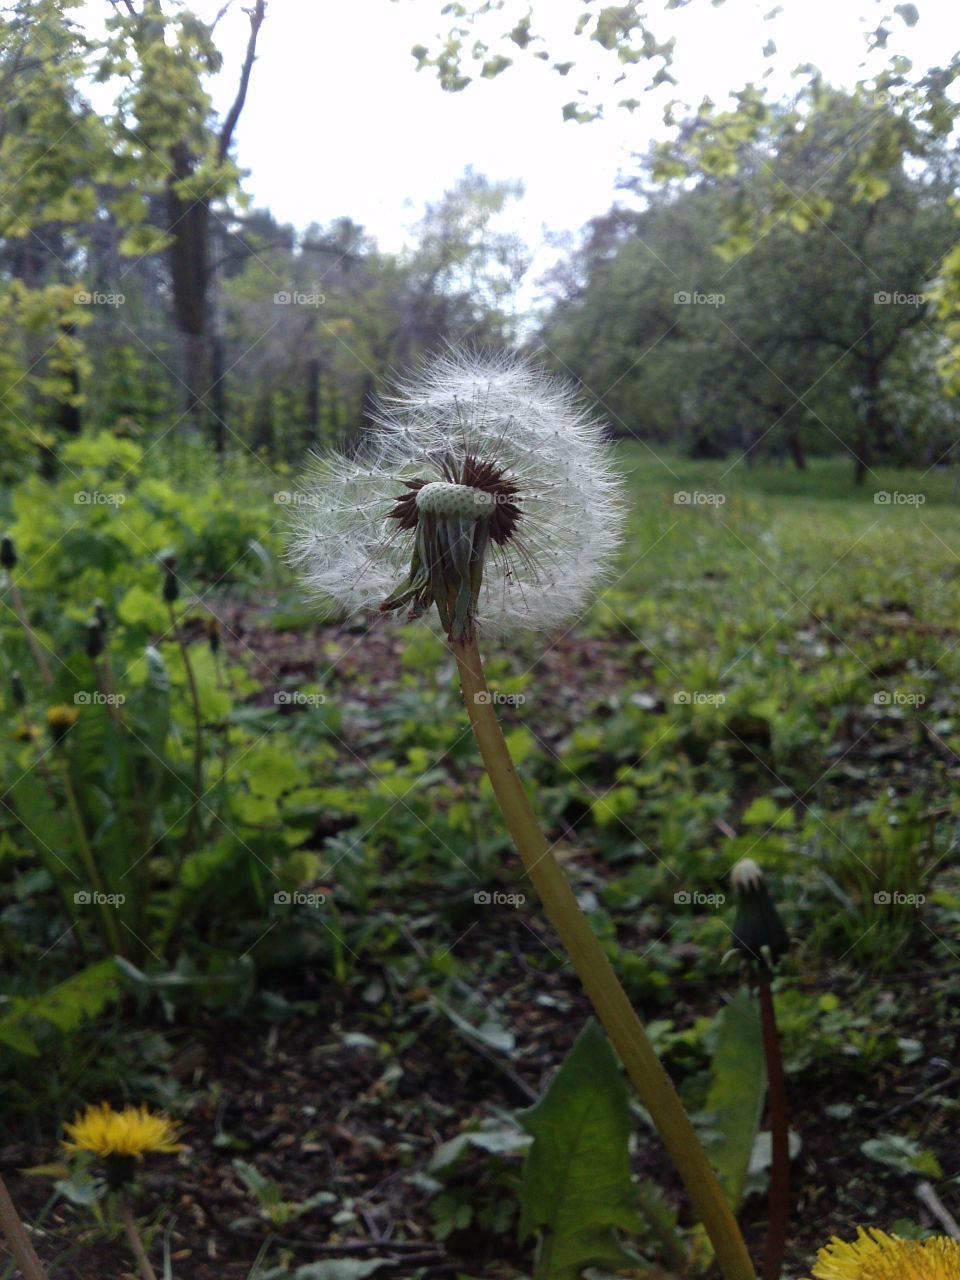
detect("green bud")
[93,599,108,629]
[11,671,25,707]
[0,535,16,570]
[206,615,220,654]
[730,859,789,967]
[162,568,179,604]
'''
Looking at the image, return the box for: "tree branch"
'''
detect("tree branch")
[217,0,266,163]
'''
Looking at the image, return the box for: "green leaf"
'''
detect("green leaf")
[0,960,121,1056]
[518,1019,642,1280]
[861,1135,941,1179]
[703,989,766,1210]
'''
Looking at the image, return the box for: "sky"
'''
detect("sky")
[84,0,960,307]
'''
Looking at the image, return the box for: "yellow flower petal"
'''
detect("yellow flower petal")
[812,1228,960,1279]
[62,1103,184,1160]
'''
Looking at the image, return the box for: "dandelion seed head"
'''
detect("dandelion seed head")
[288,350,624,638]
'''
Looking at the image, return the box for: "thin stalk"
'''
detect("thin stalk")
[0,1173,49,1280]
[451,635,756,1280]
[58,757,122,955]
[167,604,204,857]
[117,1198,158,1280]
[8,583,53,687]
[758,977,789,1280]
[97,654,152,953]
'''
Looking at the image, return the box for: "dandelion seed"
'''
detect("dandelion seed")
[288,350,624,640]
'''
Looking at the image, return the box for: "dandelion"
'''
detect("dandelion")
[63,1102,183,1162]
[289,350,623,641]
[46,704,79,743]
[63,1104,183,1280]
[287,350,754,1280]
[812,1229,960,1278]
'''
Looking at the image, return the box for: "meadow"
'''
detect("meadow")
[1,436,958,1277]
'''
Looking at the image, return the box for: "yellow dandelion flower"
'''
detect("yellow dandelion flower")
[46,703,79,743]
[812,1228,960,1279]
[62,1103,184,1161]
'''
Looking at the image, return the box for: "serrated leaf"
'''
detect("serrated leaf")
[519,1019,642,1280]
[703,989,766,1210]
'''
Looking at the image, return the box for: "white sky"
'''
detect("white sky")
[83,0,960,305]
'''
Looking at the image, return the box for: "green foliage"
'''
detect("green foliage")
[518,1020,642,1280]
[701,989,766,1211]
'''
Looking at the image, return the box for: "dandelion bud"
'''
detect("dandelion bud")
[288,352,624,641]
[93,599,108,629]
[205,615,221,654]
[730,858,789,967]
[11,671,26,707]
[162,568,179,604]
[0,534,16,570]
[86,618,104,659]
[47,703,79,744]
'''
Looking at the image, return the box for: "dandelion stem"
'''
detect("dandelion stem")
[8,582,53,687]
[118,1197,158,1280]
[168,604,204,856]
[451,634,756,1280]
[759,977,789,1280]
[59,757,123,955]
[0,1172,49,1280]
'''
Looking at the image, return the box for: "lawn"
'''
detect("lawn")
[2,439,959,1278]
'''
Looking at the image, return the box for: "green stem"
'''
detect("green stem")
[759,977,789,1280]
[451,635,756,1280]
[0,1172,49,1280]
[59,756,123,955]
[118,1197,158,1280]
[168,604,204,857]
[9,582,52,687]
